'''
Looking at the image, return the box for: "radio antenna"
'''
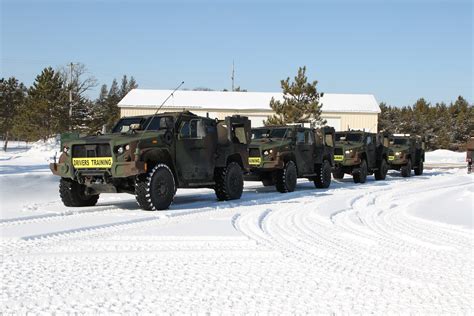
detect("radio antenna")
[136,81,184,145]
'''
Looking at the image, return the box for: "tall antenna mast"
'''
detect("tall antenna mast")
[231,60,235,91]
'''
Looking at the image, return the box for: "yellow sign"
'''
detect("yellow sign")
[72,157,113,169]
[248,157,262,165]
[334,155,344,161]
[388,156,395,161]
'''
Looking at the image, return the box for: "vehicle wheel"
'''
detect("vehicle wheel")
[135,164,175,211]
[374,159,388,180]
[414,160,424,176]
[401,159,412,177]
[275,161,297,193]
[214,161,243,201]
[314,160,332,188]
[353,159,368,184]
[332,167,344,180]
[59,178,99,207]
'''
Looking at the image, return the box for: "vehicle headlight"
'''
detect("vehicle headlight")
[263,150,268,156]
[345,150,352,154]
[117,146,124,155]
[125,144,130,151]
[63,146,69,154]
[263,149,273,156]
[395,151,402,156]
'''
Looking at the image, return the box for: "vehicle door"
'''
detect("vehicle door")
[175,118,216,182]
[295,129,314,174]
[365,134,376,168]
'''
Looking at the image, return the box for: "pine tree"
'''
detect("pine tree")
[0,77,27,150]
[265,66,325,126]
[13,67,68,141]
[90,75,138,132]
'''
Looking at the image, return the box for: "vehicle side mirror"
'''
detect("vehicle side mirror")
[101,124,107,134]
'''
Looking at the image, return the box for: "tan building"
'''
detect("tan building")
[118,89,380,131]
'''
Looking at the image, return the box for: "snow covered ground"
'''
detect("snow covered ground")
[1,140,473,314]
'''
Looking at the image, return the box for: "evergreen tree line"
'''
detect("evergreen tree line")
[378,97,473,150]
[0,64,137,150]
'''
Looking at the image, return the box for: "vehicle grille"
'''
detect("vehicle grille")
[334,147,343,155]
[248,148,261,157]
[72,144,112,158]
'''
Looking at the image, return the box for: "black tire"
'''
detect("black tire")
[332,167,344,180]
[275,161,297,193]
[135,164,176,211]
[374,159,388,180]
[353,159,368,184]
[401,159,412,177]
[314,160,332,189]
[59,178,99,207]
[414,160,424,176]
[214,161,243,201]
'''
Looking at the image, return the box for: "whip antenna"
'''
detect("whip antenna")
[136,81,184,145]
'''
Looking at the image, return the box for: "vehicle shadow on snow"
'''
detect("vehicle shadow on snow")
[97,170,444,213]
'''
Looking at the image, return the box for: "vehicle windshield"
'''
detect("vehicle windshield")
[112,116,173,133]
[251,128,290,139]
[390,138,408,145]
[335,133,363,142]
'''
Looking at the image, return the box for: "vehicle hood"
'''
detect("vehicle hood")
[249,138,291,151]
[61,131,168,147]
[388,144,410,153]
[335,141,364,151]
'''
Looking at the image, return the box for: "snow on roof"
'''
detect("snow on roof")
[118,89,380,113]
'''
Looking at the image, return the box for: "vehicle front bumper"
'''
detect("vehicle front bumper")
[334,156,361,167]
[50,160,147,179]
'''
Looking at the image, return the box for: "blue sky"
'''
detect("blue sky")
[1,0,472,106]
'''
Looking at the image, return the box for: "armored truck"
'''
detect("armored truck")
[387,134,425,177]
[50,111,251,210]
[244,125,335,193]
[467,137,474,174]
[333,131,389,183]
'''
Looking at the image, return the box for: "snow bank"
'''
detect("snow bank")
[0,136,60,175]
[425,149,465,164]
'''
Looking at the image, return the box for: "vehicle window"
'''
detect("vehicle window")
[180,119,206,139]
[296,131,305,144]
[251,128,289,139]
[325,134,334,147]
[391,138,408,145]
[233,126,247,144]
[179,121,190,138]
[112,117,144,133]
[345,134,362,142]
[306,131,314,145]
[335,133,346,141]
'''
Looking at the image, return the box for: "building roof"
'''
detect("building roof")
[118,89,381,113]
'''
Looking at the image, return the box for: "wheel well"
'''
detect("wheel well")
[142,149,177,180]
[227,153,243,168]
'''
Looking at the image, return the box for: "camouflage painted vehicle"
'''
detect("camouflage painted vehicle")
[387,134,425,177]
[50,111,251,210]
[465,137,473,174]
[244,125,335,193]
[333,131,389,183]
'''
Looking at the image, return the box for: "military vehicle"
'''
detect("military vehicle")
[244,125,335,193]
[332,130,389,183]
[386,134,425,177]
[50,111,251,210]
[465,137,473,174]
